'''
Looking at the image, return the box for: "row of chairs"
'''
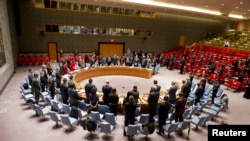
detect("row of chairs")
[18,54,50,66]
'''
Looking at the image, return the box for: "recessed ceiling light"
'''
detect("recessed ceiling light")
[205,5,208,8]
[240,2,243,4]
[221,4,224,6]
[235,7,238,9]
[181,1,184,3]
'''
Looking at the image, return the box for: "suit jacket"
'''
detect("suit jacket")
[48,77,55,93]
[147,91,160,110]
[126,90,139,103]
[109,93,119,105]
[68,88,80,107]
[175,97,186,115]
[168,85,177,102]
[181,83,189,97]
[28,74,33,85]
[102,84,112,101]
[85,83,95,95]
[158,101,171,120]
[124,101,136,116]
[60,83,69,102]
[195,86,203,99]
[32,78,41,94]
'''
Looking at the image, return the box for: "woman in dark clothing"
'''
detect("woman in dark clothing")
[211,80,220,104]
[89,87,99,112]
[109,88,119,116]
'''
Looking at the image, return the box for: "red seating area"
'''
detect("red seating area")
[160,43,250,92]
[17,54,50,66]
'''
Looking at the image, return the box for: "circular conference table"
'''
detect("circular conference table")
[68,66,181,113]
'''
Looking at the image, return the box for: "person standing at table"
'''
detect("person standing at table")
[147,85,160,123]
[123,95,136,136]
[109,88,119,116]
[85,78,95,104]
[157,95,171,135]
[168,81,178,105]
[89,87,99,112]
[174,92,186,122]
[102,80,112,106]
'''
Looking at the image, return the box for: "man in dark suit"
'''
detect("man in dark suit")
[28,68,34,86]
[148,85,160,123]
[194,83,203,105]
[175,92,187,122]
[124,95,137,136]
[150,80,161,93]
[68,82,81,119]
[85,78,95,104]
[168,81,178,104]
[181,80,189,98]
[48,72,56,99]
[60,78,69,104]
[126,85,139,104]
[157,95,171,135]
[32,71,41,104]
[102,80,112,106]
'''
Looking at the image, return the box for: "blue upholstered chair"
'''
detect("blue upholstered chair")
[100,122,114,136]
[124,124,138,138]
[48,111,61,127]
[60,115,77,131]
[162,123,178,138]
[105,113,117,125]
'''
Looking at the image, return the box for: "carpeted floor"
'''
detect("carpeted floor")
[0,65,249,141]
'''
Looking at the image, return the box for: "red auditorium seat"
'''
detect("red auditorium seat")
[230,81,242,92]
[25,55,31,66]
[31,55,37,66]
[44,55,50,64]
[224,79,234,89]
[17,55,25,66]
[37,55,44,65]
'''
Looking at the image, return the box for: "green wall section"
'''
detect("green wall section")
[17,0,233,54]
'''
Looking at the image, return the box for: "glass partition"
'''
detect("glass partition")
[38,24,154,38]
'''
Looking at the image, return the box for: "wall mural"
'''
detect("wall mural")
[0,22,6,67]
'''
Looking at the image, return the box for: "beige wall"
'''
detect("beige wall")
[0,0,15,93]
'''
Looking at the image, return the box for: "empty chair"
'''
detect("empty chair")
[197,101,208,112]
[78,108,87,121]
[19,83,32,95]
[60,115,77,131]
[34,104,49,120]
[188,106,199,119]
[40,92,50,102]
[44,96,52,106]
[21,93,35,104]
[51,99,63,112]
[140,122,155,140]
[177,121,191,139]
[137,114,149,125]
[78,100,90,111]
[105,113,117,125]
[167,113,175,124]
[208,105,222,119]
[91,111,104,123]
[124,124,138,137]
[162,123,178,138]
[49,111,61,127]
[183,109,191,119]
[191,116,207,130]
[62,103,71,115]
[100,122,114,136]
[200,113,214,126]
[97,104,110,116]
